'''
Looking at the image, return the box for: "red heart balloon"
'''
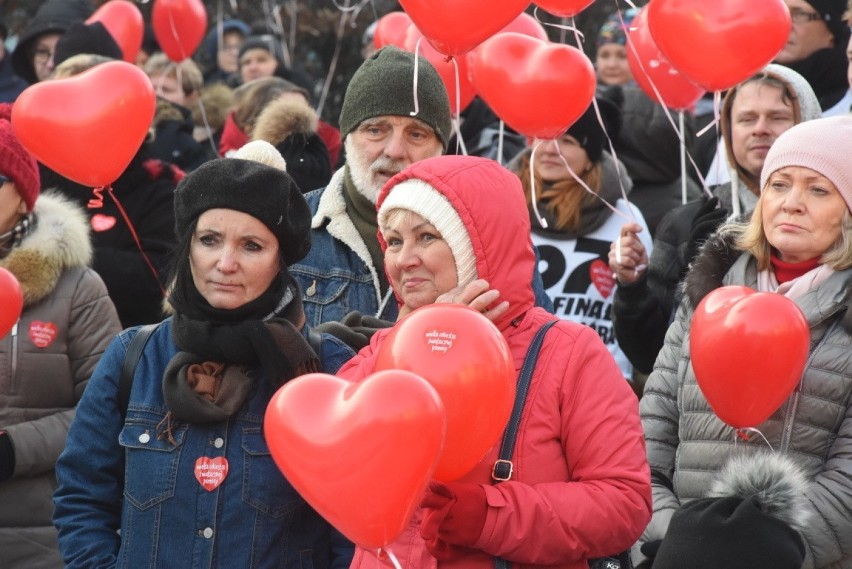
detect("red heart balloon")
[497,12,549,42]
[627,7,705,110]
[152,0,208,62]
[0,267,23,339]
[86,0,144,63]
[373,11,412,49]
[534,0,595,18]
[12,61,155,188]
[398,0,530,56]
[469,32,596,139]
[265,371,445,549]
[375,304,515,481]
[648,0,791,92]
[689,286,810,429]
[403,25,476,114]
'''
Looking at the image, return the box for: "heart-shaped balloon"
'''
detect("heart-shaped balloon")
[375,304,515,481]
[403,26,476,114]
[648,0,791,92]
[469,32,596,139]
[86,0,144,63]
[373,11,413,49]
[152,0,208,62]
[0,267,23,339]
[497,12,549,42]
[689,286,810,429]
[265,371,445,549]
[627,7,705,110]
[534,0,595,18]
[398,0,530,56]
[12,61,155,188]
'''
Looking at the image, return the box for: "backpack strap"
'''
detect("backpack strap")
[492,320,557,569]
[118,323,160,418]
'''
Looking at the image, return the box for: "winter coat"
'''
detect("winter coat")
[148,98,216,173]
[637,231,852,569]
[0,52,27,103]
[41,151,183,327]
[53,319,355,569]
[338,156,651,569]
[0,192,120,569]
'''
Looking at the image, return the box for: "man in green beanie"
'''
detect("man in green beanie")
[290,45,452,327]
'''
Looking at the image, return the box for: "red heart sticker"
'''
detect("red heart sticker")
[590,259,615,298]
[29,321,58,348]
[91,214,117,232]
[194,457,229,492]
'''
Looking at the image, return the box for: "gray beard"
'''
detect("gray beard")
[344,137,405,204]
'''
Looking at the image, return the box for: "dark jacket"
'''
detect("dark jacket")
[41,150,183,327]
[0,52,27,103]
[148,98,216,173]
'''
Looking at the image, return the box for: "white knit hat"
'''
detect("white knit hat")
[378,179,477,288]
[760,115,852,214]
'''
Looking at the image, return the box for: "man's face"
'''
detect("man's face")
[345,116,443,203]
[218,30,244,74]
[775,0,834,64]
[729,82,796,182]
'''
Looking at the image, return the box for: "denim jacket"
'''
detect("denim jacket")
[53,319,355,569]
[292,168,553,327]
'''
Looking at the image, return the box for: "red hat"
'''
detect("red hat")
[0,103,40,212]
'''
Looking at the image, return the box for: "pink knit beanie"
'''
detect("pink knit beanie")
[760,115,852,214]
[0,103,40,212]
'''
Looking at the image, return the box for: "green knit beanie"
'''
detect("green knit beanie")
[339,46,452,149]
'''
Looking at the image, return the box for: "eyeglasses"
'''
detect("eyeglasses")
[33,47,54,63]
[0,175,9,186]
[789,8,823,24]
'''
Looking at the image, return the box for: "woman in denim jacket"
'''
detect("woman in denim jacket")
[53,147,355,569]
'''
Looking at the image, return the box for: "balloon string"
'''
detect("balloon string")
[451,58,467,156]
[166,10,188,62]
[383,548,403,569]
[529,142,547,229]
[317,1,350,117]
[330,0,371,13]
[265,0,292,69]
[733,427,774,451]
[618,0,709,195]
[409,36,423,118]
[88,186,105,209]
[497,120,505,166]
[680,110,688,204]
[533,7,585,41]
[107,187,167,298]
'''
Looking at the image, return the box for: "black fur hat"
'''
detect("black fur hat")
[653,453,810,569]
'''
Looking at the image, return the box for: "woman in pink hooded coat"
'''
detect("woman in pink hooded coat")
[337,155,651,569]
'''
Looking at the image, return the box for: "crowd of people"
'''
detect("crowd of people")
[0,0,851,568]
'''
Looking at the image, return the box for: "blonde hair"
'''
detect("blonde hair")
[144,52,203,96]
[732,196,852,271]
[517,152,601,234]
[52,53,113,79]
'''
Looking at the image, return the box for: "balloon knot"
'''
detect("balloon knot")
[87,186,106,209]
[735,429,752,441]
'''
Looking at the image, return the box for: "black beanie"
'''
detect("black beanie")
[238,34,285,66]
[54,21,123,67]
[804,0,850,48]
[173,158,312,266]
[338,46,452,149]
[565,97,621,164]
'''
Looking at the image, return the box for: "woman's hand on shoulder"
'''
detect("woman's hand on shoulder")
[435,279,510,323]
[609,222,648,286]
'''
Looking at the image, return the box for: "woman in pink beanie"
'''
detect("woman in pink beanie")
[0,103,121,567]
[637,114,852,568]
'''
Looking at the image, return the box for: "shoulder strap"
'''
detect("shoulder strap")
[119,323,160,418]
[492,319,558,482]
[492,319,557,569]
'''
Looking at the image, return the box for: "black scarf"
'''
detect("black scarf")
[785,47,849,111]
[163,268,318,424]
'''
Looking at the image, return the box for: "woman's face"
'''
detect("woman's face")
[595,43,632,86]
[382,211,458,314]
[0,177,26,234]
[532,134,593,183]
[761,166,848,263]
[239,48,278,83]
[190,209,281,309]
[33,33,61,82]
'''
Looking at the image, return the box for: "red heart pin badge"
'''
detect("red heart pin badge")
[590,259,615,298]
[194,456,229,492]
[29,321,58,348]
[91,214,117,232]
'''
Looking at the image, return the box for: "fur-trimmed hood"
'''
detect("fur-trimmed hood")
[252,98,318,145]
[0,192,92,307]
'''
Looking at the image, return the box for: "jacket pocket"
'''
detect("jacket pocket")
[119,420,186,509]
[242,428,304,518]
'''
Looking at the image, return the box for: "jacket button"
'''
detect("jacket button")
[306,280,317,297]
[213,438,224,448]
[202,527,213,539]
[138,433,150,444]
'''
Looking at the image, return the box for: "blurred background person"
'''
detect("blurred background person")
[0,19,27,102]
[196,18,250,87]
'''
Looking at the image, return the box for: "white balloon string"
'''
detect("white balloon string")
[533,8,585,42]
[288,0,299,58]
[451,58,467,156]
[733,427,774,451]
[497,119,505,166]
[409,36,423,118]
[384,548,403,569]
[621,0,639,8]
[680,110,688,204]
[618,0,709,195]
[529,141,548,229]
[267,0,292,69]
[166,10,188,62]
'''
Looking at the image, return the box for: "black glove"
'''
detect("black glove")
[686,196,728,264]
[314,311,394,351]
[634,539,663,569]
